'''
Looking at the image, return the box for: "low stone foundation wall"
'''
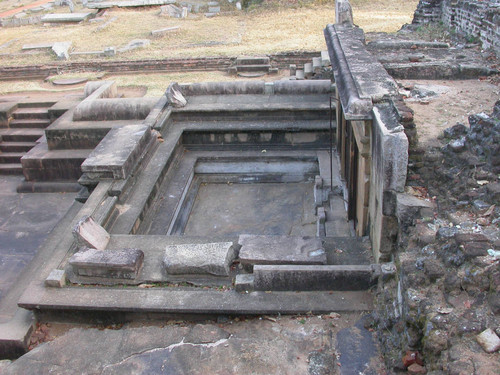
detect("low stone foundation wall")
[0,52,320,80]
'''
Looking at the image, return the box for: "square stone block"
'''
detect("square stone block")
[163,242,235,276]
[45,269,66,288]
[69,248,144,279]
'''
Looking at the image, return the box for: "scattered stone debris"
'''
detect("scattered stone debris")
[375,99,500,373]
[51,41,72,60]
[476,328,500,353]
[151,26,180,38]
[93,16,117,32]
[159,4,183,18]
[117,39,150,53]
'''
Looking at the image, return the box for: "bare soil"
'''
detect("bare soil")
[400,79,500,148]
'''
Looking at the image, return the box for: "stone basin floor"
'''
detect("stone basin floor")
[0,312,386,375]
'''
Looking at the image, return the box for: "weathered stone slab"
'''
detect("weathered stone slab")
[163,242,235,276]
[117,39,150,53]
[253,264,378,291]
[41,13,93,23]
[69,247,144,279]
[151,26,180,38]
[159,4,182,17]
[81,124,154,179]
[238,235,327,267]
[72,215,110,250]
[22,43,53,50]
[52,78,88,86]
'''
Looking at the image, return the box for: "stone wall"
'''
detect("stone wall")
[412,0,500,53]
[0,52,319,80]
[324,24,410,262]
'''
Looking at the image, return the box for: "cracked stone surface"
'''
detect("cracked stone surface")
[2,314,385,374]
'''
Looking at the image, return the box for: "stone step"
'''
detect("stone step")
[12,108,50,120]
[17,101,56,108]
[21,140,91,181]
[9,119,51,129]
[0,129,44,142]
[236,64,271,73]
[0,141,36,152]
[19,286,374,314]
[0,152,23,163]
[0,163,23,175]
[236,56,270,65]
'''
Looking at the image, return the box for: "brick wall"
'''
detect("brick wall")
[412,0,500,53]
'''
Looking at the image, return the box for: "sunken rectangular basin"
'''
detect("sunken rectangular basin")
[136,150,320,237]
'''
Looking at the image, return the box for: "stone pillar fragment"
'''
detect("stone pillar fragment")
[335,0,353,25]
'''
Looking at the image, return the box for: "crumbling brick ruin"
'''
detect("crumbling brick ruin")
[412,0,500,52]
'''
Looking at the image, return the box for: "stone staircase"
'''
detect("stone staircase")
[290,51,331,80]
[229,56,278,77]
[0,102,53,175]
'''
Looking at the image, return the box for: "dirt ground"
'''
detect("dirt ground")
[399,79,500,148]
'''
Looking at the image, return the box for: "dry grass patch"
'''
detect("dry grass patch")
[0,0,418,66]
[0,70,287,96]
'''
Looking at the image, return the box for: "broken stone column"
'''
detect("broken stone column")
[335,0,353,25]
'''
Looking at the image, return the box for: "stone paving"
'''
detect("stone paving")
[0,313,385,375]
[0,175,76,305]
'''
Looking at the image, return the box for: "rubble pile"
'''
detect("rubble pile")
[374,101,500,373]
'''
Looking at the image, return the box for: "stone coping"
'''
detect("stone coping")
[19,282,373,314]
[323,24,398,120]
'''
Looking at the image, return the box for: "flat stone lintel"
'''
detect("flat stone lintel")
[69,248,144,279]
